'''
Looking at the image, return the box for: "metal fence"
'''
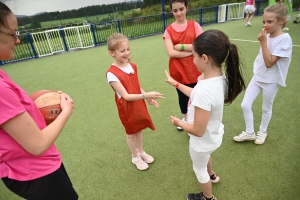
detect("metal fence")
[1,0,268,65]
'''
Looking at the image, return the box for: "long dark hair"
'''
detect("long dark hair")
[0,2,12,28]
[193,29,246,104]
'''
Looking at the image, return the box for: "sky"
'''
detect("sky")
[3,0,125,16]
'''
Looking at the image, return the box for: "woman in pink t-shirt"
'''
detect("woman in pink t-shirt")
[0,2,78,199]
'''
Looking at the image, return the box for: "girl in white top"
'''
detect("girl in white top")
[234,3,292,145]
[165,30,246,200]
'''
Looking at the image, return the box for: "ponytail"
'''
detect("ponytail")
[193,30,246,104]
[223,43,246,104]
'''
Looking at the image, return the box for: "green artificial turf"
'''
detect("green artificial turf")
[0,14,299,199]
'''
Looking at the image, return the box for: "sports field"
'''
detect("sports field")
[1,14,299,199]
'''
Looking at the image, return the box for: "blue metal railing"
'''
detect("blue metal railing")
[1,0,267,66]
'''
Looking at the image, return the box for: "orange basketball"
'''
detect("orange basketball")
[30,90,61,125]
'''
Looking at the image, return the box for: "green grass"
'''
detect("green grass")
[1,15,300,199]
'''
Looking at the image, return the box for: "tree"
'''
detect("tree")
[26,22,42,29]
[143,0,161,7]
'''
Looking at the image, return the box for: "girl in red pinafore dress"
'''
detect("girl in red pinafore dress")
[106,33,164,171]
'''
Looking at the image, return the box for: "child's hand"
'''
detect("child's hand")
[258,28,267,43]
[145,92,164,99]
[170,116,181,127]
[174,44,181,51]
[147,98,159,108]
[165,70,177,86]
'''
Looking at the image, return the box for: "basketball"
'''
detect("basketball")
[30,90,62,125]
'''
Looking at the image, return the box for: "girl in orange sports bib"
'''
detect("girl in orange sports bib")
[106,33,164,170]
[163,0,203,131]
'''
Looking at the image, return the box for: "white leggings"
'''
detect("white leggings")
[189,146,214,184]
[241,78,279,133]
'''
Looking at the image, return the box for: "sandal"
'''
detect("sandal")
[210,172,220,183]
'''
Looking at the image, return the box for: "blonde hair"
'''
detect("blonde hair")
[264,3,288,26]
[107,33,129,51]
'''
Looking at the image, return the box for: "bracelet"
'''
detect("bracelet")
[142,93,145,99]
[175,82,180,88]
[181,44,185,51]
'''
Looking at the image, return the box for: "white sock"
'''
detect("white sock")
[132,156,140,162]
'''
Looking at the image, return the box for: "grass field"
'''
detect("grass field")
[1,15,300,199]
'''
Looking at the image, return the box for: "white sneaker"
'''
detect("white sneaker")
[138,151,154,164]
[233,131,256,142]
[245,23,249,27]
[132,156,149,170]
[282,27,289,31]
[177,118,187,131]
[247,22,252,26]
[254,131,267,145]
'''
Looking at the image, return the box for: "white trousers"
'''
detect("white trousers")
[241,78,279,133]
[189,146,214,184]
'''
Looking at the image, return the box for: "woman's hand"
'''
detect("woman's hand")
[58,91,74,113]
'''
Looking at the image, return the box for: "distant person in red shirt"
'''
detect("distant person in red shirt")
[106,33,164,171]
[163,0,202,131]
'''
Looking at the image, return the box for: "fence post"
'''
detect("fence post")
[117,19,122,34]
[161,0,167,31]
[59,27,69,51]
[90,23,98,46]
[26,32,38,58]
[256,0,260,16]
[225,4,229,21]
[199,7,203,26]
[216,5,219,24]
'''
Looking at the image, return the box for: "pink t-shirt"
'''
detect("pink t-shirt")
[0,70,61,181]
[246,0,254,5]
[163,21,203,39]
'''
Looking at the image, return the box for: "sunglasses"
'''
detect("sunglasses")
[0,30,20,41]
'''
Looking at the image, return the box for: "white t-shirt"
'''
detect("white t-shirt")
[188,74,227,152]
[106,63,134,98]
[253,33,292,87]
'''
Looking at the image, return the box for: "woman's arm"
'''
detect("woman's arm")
[164,38,192,58]
[1,93,74,156]
[170,107,209,137]
[110,81,164,101]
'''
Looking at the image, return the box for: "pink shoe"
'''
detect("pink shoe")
[138,151,154,164]
[132,156,148,170]
[136,150,155,163]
